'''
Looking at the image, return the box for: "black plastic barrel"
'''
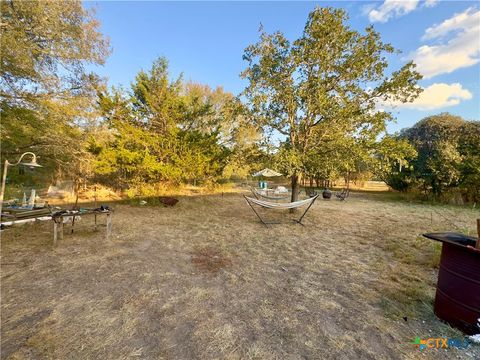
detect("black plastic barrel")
[423,232,480,335]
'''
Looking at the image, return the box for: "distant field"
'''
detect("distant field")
[1,191,479,359]
[342,181,390,192]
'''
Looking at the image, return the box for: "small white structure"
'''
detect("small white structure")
[252,168,283,177]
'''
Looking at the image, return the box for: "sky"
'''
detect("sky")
[86,0,480,133]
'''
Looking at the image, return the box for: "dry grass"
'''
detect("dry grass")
[1,191,479,359]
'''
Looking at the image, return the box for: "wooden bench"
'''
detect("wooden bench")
[52,209,113,245]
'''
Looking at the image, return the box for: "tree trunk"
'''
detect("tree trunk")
[309,178,313,187]
[291,173,299,204]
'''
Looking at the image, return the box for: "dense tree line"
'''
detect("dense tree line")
[0,1,264,193]
[1,1,478,203]
[89,57,262,190]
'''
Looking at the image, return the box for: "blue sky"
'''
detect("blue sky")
[86,1,479,133]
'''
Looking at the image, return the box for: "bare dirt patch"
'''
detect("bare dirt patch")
[1,192,479,359]
[191,247,232,274]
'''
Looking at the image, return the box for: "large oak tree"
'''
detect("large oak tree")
[241,7,422,201]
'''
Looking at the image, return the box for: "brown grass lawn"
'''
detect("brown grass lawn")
[1,191,479,359]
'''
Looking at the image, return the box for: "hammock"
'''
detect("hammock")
[250,187,290,201]
[244,195,319,226]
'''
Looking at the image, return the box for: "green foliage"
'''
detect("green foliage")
[458,121,480,200]
[91,58,243,189]
[1,0,108,102]
[390,113,480,202]
[10,1,474,203]
[374,135,417,191]
[241,7,422,199]
[1,0,109,182]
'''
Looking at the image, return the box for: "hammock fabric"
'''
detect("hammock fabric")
[246,196,315,209]
[244,195,319,226]
[250,187,290,201]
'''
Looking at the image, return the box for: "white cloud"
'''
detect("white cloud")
[361,3,377,17]
[382,83,473,110]
[368,0,419,23]
[424,0,438,8]
[410,7,480,78]
[367,0,439,22]
[422,6,480,40]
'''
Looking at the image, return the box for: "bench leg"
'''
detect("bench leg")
[53,221,58,246]
[106,213,112,240]
[53,220,63,245]
[59,220,64,240]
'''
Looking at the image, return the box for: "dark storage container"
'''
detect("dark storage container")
[322,189,332,199]
[423,232,480,335]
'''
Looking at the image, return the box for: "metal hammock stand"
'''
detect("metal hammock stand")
[244,195,319,226]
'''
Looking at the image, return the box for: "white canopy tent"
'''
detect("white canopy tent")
[252,168,283,177]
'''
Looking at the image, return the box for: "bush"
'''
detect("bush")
[389,114,480,203]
